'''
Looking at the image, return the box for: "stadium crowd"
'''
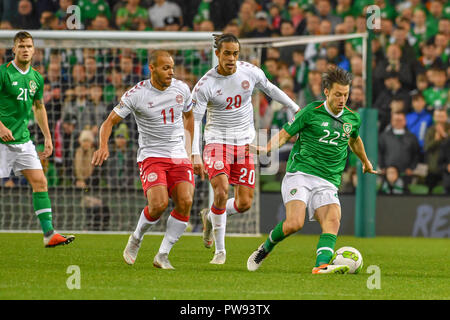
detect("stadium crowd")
[0,0,449,195]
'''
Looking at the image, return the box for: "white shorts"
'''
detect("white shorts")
[0,141,43,178]
[281,171,340,221]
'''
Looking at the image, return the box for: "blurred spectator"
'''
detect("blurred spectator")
[419,38,445,70]
[406,92,433,157]
[301,13,320,36]
[222,20,241,37]
[88,13,112,30]
[325,41,350,71]
[245,11,272,38]
[40,11,64,30]
[298,70,325,106]
[374,43,416,91]
[14,0,40,29]
[434,33,449,64]
[415,72,429,94]
[70,64,87,85]
[164,16,181,31]
[59,113,78,184]
[119,55,141,86]
[379,166,407,195]
[84,56,105,84]
[349,54,363,77]
[287,0,306,34]
[55,0,74,25]
[391,26,417,66]
[74,129,98,188]
[77,0,112,27]
[379,112,421,183]
[105,123,136,188]
[148,0,183,30]
[438,137,450,194]
[335,0,355,19]
[262,57,279,83]
[423,66,448,110]
[349,86,365,111]
[278,20,297,65]
[81,84,108,138]
[237,1,256,37]
[115,0,148,31]
[409,8,437,56]
[289,49,309,93]
[316,0,342,30]
[424,108,450,193]
[374,71,411,131]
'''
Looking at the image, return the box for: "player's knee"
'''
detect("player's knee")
[284,218,304,235]
[149,199,169,214]
[235,198,252,213]
[176,196,193,213]
[31,177,48,192]
[213,188,228,204]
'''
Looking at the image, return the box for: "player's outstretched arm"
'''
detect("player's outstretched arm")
[251,128,292,155]
[348,136,378,174]
[33,98,52,159]
[92,110,123,166]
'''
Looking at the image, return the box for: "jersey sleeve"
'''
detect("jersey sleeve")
[191,82,209,118]
[114,89,135,119]
[253,66,300,113]
[34,73,44,101]
[282,106,309,136]
[350,112,361,139]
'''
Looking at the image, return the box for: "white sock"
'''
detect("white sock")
[209,210,227,254]
[133,208,159,241]
[226,198,239,217]
[159,214,188,254]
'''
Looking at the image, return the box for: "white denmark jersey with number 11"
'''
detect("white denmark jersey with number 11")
[114,78,192,162]
[191,61,300,154]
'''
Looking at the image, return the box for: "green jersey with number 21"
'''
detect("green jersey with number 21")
[0,61,44,145]
[283,100,361,188]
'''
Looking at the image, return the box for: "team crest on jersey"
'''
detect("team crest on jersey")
[343,123,352,137]
[241,80,250,90]
[147,172,158,183]
[214,161,224,170]
[29,80,37,95]
[176,94,184,104]
[290,188,297,195]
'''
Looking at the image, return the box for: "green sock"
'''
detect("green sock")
[315,233,337,267]
[33,192,54,236]
[263,221,288,253]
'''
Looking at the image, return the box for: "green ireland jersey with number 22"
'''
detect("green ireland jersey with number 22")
[283,100,361,188]
[0,61,44,145]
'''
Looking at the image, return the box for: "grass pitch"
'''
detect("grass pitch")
[0,233,449,300]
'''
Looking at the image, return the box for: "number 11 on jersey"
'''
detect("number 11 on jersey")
[161,108,174,124]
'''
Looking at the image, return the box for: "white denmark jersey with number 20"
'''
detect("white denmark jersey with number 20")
[114,78,192,162]
[191,61,300,154]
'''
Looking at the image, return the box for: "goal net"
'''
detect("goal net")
[0,31,366,235]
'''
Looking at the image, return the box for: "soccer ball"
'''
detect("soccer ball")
[331,246,363,274]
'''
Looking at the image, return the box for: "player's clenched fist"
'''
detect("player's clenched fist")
[92,147,109,166]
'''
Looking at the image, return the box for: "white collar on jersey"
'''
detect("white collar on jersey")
[324,100,344,118]
[11,60,30,75]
